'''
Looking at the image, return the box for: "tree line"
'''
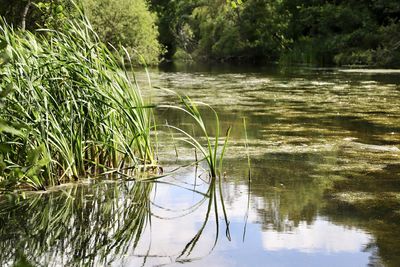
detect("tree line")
[1,0,399,66]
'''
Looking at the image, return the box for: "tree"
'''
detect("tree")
[83,0,163,65]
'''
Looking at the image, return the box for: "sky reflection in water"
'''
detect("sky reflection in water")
[1,65,399,266]
[111,167,373,267]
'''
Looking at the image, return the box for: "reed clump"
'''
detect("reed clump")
[160,91,231,179]
[0,17,155,190]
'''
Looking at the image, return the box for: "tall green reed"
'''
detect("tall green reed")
[0,16,155,190]
[0,11,232,192]
[159,90,231,179]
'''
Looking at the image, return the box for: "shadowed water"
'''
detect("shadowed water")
[1,64,399,266]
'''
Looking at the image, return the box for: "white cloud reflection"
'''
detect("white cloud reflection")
[262,218,371,253]
[112,169,373,266]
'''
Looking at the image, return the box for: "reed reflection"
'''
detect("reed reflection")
[0,171,230,267]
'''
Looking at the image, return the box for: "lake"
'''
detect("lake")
[1,63,399,267]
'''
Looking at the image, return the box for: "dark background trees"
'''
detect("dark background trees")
[1,0,399,66]
[149,0,400,66]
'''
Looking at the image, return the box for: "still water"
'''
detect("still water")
[1,64,399,267]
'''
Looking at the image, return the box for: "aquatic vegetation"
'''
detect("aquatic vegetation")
[0,16,156,190]
[0,13,233,191]
[159,90,231,178]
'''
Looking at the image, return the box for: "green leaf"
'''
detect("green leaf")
[56,5,64,14]
[0,122,23,136]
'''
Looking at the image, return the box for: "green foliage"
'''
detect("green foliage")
[2,0,400,66]
[0,0,164,65]
[83,0,164,65]
[280,0,400,66]
[239,0,289,60]
[150,0,288,62]
[151,0,400,66]
[34,0,70,28]
[148,0,182,59]
[0,0,69,30]
[375,20,400,66]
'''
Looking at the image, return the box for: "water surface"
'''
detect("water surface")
[1,64,399,266]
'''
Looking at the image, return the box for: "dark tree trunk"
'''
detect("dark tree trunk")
[21,0,32,30]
